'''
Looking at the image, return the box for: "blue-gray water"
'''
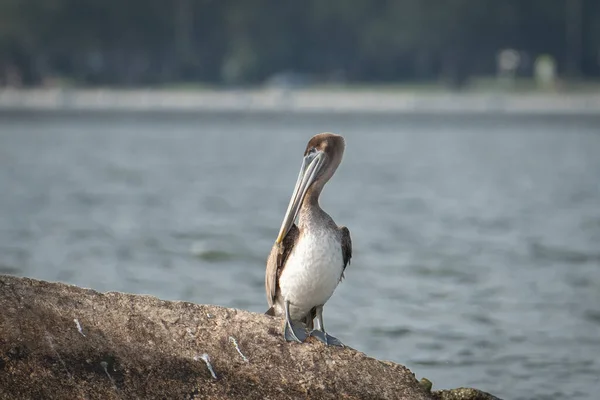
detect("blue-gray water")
[1,111,599,399]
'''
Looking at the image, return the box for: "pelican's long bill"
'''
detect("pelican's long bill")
[275,150,325,244]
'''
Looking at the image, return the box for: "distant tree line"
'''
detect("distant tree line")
[0,0,598,87]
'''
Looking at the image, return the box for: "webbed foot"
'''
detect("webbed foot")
[284,320,308,343]
[309,330,344,347]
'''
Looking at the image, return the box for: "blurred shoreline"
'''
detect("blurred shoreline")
[1,88,600,115]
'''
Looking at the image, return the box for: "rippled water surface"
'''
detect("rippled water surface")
[1,111,600,399]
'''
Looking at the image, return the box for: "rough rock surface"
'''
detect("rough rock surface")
[0,275,500,400]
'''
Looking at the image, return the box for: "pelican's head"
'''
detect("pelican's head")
[276,132,346,244]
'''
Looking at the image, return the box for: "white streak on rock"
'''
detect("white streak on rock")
[229,336,248,362]
[195,353,217,379]
[100,361,117,389]
[45,333,72,380]
[74,318,86,337]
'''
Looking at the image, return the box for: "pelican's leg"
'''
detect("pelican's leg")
[309,305,344,347]
[284,300,308,343]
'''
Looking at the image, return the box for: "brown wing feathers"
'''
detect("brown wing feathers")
[339,226,352,281]
[265,224,299,311]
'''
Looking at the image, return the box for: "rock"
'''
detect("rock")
[0,275,501,400]
[432,388,501,400]
[420,378,434,392]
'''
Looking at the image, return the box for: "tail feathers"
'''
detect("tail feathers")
[304,316,314,331]
[265,306,276,316]
[304,307,316,330]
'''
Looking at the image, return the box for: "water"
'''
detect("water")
[1,110,599,399]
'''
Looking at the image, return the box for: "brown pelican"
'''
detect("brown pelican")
[265,132,352,346]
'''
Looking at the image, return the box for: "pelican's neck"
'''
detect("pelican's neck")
[298,185,330,230]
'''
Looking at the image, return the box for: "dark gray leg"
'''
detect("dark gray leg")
[284,300,308,343]
[309,305,344,347]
